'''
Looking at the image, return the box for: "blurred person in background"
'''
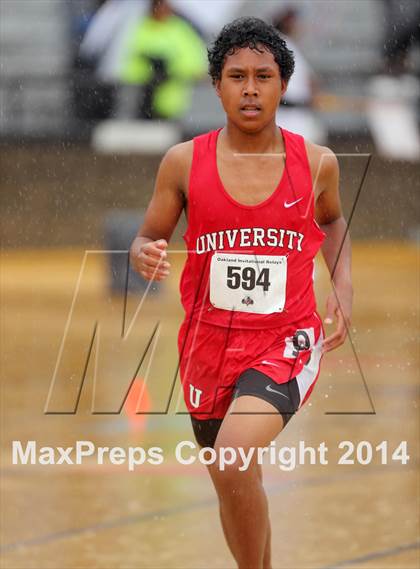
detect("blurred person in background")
[76,0,207,123]
[118,0,207,120]
[272,5,326,144]
[366,0,420,161]
[70,0,117,122]
[69,0,104,58]
[383,0,420,77]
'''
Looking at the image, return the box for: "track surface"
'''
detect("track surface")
[1,243,418,568]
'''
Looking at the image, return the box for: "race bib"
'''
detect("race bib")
[209,253,287,314]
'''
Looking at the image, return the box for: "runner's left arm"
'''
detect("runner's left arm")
[315,149,353,352]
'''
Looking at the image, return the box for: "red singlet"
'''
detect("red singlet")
[179,127,325,329]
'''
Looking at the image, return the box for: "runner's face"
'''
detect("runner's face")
[215,46,286,132]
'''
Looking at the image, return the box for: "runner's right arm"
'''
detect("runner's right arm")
[130,143,190,281]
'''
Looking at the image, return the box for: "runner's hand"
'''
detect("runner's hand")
[131,239,170,281]
[322,284,353,352]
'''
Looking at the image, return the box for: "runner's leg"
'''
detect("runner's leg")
[207,461,272,568]
[209,395,284,569]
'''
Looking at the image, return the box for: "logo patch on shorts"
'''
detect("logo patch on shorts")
[284,327,315,359]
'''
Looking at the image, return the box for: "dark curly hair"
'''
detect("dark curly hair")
[208,17,295,85]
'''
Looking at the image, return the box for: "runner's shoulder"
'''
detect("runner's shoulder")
[162,140,194,172]
[160,140,194,194]
[303,139,339,186]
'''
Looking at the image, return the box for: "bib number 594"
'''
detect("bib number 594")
[226,266,271,292]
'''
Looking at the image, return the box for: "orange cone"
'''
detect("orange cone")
[124,377,151,433]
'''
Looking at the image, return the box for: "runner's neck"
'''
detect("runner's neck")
[222,121,284,155]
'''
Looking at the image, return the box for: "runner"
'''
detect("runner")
[130,17,353,569]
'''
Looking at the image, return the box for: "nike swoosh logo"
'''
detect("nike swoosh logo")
[284,197,303,208]
[261,360,282,368]
[265,385,289,399]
